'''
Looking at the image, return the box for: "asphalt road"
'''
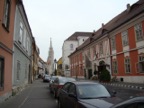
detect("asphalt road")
[0,79,144,108]
[0,79,57,108]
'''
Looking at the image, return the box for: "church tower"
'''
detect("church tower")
[47,38,54,75]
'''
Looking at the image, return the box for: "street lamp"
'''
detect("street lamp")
[54,59,57,75]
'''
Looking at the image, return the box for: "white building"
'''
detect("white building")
[62,32,92,76]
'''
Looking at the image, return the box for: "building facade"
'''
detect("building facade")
[57,57,63,76]
[0,0,17,102]
[69,0,144,83]
[110,1,144,83]
[32,37,39,80]
[62,32,92,77]
[12,0,33,94]
[69,30,111,79]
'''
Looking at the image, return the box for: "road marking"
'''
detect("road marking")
[18,96,28,108]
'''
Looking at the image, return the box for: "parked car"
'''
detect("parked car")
[58,81,122,108]
[111,96,144,108]
[43,74,51,82]
[50,76,76,98]
[49,76,58,92]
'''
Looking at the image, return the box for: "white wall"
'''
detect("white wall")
[62,36,90,76]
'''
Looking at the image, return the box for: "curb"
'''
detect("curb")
[101,83,144,90]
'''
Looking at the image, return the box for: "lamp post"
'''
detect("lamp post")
[54,59,57,75]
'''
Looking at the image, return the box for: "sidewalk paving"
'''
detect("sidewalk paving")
[77,78,144,90]
[101,81,144,90]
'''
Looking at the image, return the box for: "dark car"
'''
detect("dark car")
[50,76,76,98]
[43,74,50,82]
[111,96,144,108]
[58,81,122,108]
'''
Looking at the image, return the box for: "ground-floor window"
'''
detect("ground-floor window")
[112,60,118,74]
[0,57,4,90]
[125,57,131,73]
[138,55,144,73]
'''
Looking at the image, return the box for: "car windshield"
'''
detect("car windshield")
[59,77,75,83]
[45,76,50,78]
[51,76,57,80]
[77,84,111,99]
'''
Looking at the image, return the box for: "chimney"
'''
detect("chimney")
[126,4,131,12]
[102,23,104,29]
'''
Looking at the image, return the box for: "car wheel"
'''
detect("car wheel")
[58,100,62,108]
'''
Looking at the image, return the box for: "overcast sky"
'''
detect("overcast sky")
[23,0,138,61]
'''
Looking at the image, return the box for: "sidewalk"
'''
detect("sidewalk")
[77,78,144,90]
[101,81,144,90]
[0,79,57,108]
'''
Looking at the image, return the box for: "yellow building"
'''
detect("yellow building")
[57,57,63,76]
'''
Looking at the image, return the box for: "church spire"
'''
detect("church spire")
[50,38,52,48]
[47,38,54,75]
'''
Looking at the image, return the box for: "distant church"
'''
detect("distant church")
[47,38,54,75]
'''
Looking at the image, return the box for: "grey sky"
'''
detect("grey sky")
[23,0,138,61]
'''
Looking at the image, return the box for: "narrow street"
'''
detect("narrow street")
[0,79,144,108]
[0,79,57,108]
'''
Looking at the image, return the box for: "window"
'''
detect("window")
[70,44,73,50]
[25,64,27,78]
[2,0,11,30]
[99,42,103,54]
[65,64,69,69]
[17,61,20,80]
[26,37,29,52]
[68,84,76,95]
[111,37,116,50]
[135,23,143,41]
[125,58,131,73]
[138,55,144,73]
[62,82,71,92]
[122,30,129,46]
[112,60,118,74]
[23,29,26,48]
[18,22,23,43]
[0,57,4,90]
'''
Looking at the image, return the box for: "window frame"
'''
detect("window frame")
[23,29,27,48]
[122,30,129,46]
[125,57,131,73]
[112,60,118,74]
[134,23,144,41]
[18,22,23,43]
[0,57,4,90]
[111,37,116,50]
[99,42,103,54]
[2,0,11,31]
[138,55,144,73]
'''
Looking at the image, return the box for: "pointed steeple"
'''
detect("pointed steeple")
[47,38,54,75]
[50,38,52,48]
